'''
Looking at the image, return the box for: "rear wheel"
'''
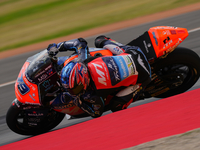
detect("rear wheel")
[6,102,65,135]
[146,47,200,98]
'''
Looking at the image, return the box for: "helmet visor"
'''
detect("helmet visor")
[67,84,84,96]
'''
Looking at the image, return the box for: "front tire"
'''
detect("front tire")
[6,103,65,135]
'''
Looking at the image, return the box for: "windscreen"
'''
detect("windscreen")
[25,50,60,104]
[25,50,56,84]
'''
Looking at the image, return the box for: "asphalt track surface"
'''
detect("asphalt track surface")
[1,9,200,146]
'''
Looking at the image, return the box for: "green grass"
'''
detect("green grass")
[0,0,200,52]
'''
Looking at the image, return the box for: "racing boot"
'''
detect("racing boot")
[95,35,124,55]
[110,84,140,112]
[74,95,105,118]
[89,95,105,118]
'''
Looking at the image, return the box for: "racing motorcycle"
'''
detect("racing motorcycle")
[6,26,200,135]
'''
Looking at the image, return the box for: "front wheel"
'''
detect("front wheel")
[6,102,65,135]
[146,47,200,98]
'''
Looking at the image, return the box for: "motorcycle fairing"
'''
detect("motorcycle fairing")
[148,26,188,58]
[127,26,189,61]
[15,51,60,105]
[15,61,41,105]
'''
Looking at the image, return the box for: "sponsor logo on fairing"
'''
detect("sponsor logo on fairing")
[164,38,183,54]
[177,30,186,34]
[163,39,173,49]
[162,30,171,35]
[91,63,107,86]
[42,80,54,91]
[38,74,48,82]
[17,75,30,95]
[152,32,158,46]
[170,30,176,35]
[143,40,152,53]
[29,93,36,101]
[163,36,170,44]
[35,65,52,78]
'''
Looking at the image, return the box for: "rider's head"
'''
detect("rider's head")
[61,61,90,95]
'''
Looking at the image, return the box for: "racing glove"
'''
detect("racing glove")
[47,43,65,56]
[47,38,88,57]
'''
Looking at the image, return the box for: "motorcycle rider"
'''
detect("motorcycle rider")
[48,36,151,118]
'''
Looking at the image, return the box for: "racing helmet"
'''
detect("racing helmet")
[61,61,90,95]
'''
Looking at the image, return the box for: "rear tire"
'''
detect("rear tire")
[150,47,200,98]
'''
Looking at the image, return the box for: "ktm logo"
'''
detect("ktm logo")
[91,63,107,86]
